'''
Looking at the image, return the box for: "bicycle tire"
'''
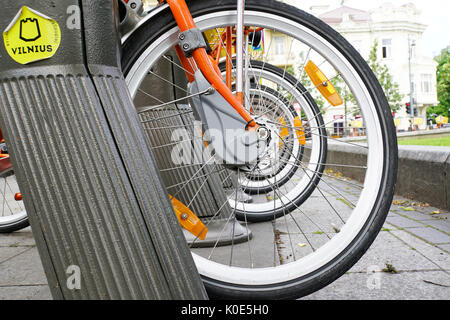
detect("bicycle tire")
[122,0,398,299]
[217,60,328,222]
[0,170,29,233]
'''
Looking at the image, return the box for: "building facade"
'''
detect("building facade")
[313,2,439,132]
[143,0,439,133]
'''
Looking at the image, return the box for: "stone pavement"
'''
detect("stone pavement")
[0,194,449,300]
[303,196,450,299]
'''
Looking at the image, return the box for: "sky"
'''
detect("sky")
[288,0,450,58]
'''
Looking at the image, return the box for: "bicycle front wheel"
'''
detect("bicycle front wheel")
[122,0,397,299]
[0,167,28,233]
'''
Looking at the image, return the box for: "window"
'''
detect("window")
[421,74,432,93]
[382,39,392,59]
[273,36,285,55]
[333,122,344,137]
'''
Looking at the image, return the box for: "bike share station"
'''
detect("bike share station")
[0,0,399,302]
[0,1,208,299]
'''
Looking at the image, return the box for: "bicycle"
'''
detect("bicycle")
[120,0,398,299]
[1,0,398,299]
[0,129,27,233]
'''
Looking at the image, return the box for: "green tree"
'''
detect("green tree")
[330,77,358,115]
[287,54,326,114]
[367,40,403,112]
[426,104,448,123]
[431,47,450,117]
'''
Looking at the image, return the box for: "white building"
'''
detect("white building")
[313,2,439,131]
[144,0,438,133]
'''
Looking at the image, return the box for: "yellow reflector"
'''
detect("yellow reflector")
[278,116,290,147]
[304,60,343,106]
[278,116,306,147]
[170,195,208,240]
[294,116,306,146]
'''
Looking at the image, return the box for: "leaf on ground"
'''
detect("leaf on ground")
[298,243,307,247]
[430,210,441,215]
[400,206,415,211]
[393,199,409,205]
[331,223,341,233]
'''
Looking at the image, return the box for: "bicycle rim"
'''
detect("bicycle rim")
[123,1,395,296]
[0,171,27,232]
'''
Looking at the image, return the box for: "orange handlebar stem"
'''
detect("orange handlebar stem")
[166,0,257,129]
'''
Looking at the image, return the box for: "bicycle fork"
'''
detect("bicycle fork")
[162,0,257,130]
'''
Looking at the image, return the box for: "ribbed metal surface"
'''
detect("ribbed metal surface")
[140,105,233,220]
[0,69,207,300]
[0,0,207,300]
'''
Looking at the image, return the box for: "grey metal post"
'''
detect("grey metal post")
[0,1,207,300]
[408,35,416,130]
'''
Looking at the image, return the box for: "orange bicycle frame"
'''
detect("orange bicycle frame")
[161,0,258,129]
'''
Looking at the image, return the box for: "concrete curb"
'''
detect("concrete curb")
[326,143,450,210]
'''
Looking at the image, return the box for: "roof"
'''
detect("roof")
[319,6,371,24]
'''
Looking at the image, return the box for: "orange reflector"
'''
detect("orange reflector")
[170,195,208,240]
[304,60,343,106]
[294,116,306,146]
[278,116,289,148]
[14,193,22,201]
[278,116,306,147]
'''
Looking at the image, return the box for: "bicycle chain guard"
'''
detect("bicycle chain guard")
[188,70,266,169]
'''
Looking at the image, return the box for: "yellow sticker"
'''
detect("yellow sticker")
[3,6,61,65]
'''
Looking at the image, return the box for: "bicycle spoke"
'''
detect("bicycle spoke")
[162,54,195,78]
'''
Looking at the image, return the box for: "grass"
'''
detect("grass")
[398,135,450,147]
[382,263,398,274]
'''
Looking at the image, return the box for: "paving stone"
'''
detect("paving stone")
[386,215,427,229]
[0,285,51,300]
[302,271,450,300]
[406,227,450,245]
[0,247,47,286]
[0,247,30,264]
[192,220,280,268]
[413,206,450,221]
[437,244,450,253]
[422,219,450,234]
[0,194,449,300]
[390,209,439,222]
[274,210,340,235]
[389,229,450,271]
[278,233,331,264]
[0,228,35,247]
[349,230,438,273]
